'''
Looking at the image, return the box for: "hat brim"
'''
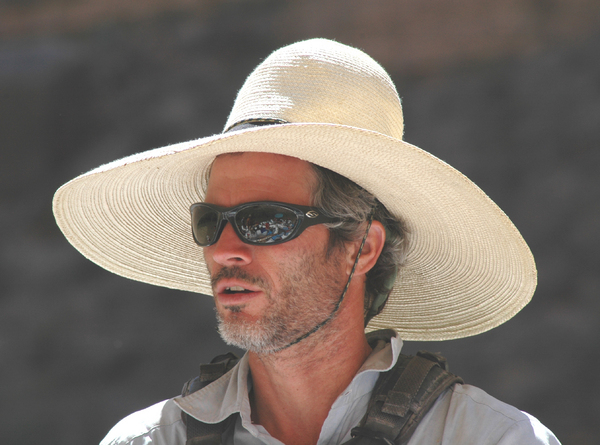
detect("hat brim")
[53,123,536,341]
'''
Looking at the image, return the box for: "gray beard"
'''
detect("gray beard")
[212,250,346,354]
[216,307,293,353]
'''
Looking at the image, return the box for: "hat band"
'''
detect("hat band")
[224,118,288,133]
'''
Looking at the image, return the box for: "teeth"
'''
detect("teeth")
[227,286,247,292]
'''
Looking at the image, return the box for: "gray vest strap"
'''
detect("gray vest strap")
[347,350,463,445]
[181,352,239,445]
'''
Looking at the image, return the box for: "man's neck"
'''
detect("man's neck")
[247,319,372,445]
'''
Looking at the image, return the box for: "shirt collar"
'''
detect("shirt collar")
[174,329,403,425]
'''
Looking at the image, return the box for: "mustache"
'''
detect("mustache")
[210,266,270,290]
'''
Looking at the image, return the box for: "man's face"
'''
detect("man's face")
[203,152,349,353]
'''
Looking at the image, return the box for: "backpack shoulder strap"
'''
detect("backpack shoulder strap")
[180,352,240,445]
[348,350,463,445]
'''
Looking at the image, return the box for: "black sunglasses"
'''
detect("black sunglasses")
[190,201,340,247]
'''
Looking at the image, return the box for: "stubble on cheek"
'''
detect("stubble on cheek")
[217,249,346,353]
[205,235,348,354]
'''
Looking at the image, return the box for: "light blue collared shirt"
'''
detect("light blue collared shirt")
[175,332,400,445]
[100,331,560,445]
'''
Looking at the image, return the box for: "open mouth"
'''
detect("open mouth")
[224,286,254,294]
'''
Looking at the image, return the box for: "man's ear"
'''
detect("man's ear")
[347,220,386,277]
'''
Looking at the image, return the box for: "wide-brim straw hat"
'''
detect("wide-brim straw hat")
[53,38,536,341]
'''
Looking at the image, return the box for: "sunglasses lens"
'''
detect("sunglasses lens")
[192,207,220,246]
[235,204,299,244]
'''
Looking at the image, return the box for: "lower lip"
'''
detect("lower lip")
[217,291,261,307]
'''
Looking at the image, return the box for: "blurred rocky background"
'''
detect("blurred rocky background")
[1,0,599,443]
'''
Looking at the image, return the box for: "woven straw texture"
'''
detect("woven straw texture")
[53,39,536,341]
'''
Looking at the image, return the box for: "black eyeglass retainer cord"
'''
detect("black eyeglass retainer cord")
[269,213,375,353]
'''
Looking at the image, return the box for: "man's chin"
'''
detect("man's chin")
[218,323,264,351]
[216,317,284,353]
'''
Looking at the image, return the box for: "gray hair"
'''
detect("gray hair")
[309,165,408,323]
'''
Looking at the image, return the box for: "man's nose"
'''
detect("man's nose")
[208,222,253,266]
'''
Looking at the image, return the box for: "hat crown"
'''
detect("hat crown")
[225,39,404,140]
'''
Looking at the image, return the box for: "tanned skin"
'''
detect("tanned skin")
[203,152,385,445]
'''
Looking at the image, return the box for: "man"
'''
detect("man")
[53,39,560,444]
